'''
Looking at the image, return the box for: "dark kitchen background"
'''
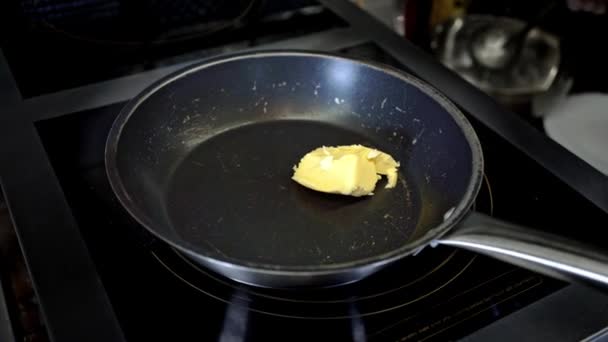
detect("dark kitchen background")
[0,0,607,341]
[1,0,607,98]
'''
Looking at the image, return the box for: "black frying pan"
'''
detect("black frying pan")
[106,50,608,288]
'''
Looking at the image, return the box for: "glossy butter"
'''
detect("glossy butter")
[292,145,400,197]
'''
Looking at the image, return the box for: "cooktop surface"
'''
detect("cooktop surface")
[33,42,608,341]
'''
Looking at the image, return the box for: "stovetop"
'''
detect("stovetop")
[31,41,593,341]
[1,1,608,341]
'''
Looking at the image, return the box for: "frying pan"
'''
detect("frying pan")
[106,50,608,288]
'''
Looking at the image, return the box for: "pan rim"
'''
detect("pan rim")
[105,49,484,275]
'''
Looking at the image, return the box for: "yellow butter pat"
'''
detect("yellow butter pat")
[292,145,400,197]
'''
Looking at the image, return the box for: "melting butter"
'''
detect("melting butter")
[292,144,400,197]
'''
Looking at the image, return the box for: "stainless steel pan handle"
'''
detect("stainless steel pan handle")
[437,212,608,288]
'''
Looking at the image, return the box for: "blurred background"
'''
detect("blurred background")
[364,0,607,105]
[359,0,608,175]
[1,0,606,121]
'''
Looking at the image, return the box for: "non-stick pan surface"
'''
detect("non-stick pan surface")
[106,51,482,287]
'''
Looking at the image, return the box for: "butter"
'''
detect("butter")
[292,145,400,197]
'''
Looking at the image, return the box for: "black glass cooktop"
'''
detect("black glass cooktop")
[30,42,608,341]
[0,1,345,98]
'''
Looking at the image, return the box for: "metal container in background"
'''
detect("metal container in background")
[431,15,561,105]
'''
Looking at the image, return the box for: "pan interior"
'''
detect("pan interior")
[166,119,421,266]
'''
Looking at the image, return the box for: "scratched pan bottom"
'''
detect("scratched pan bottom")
[165,119,420,268]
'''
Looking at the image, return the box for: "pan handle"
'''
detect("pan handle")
[437,211,608,289]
